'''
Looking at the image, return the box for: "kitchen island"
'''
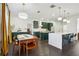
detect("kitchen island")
[48,33,77,49]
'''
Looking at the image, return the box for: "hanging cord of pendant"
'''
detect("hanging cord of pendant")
[64,10,66,18]
[67,12,70,20]
[58,7,62,17]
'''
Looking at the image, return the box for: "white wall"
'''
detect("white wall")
[63,15,78,33]
[53,21,63,33]
[10,16,63,34]
[77,17,79,32]
[63,15,78,40]
[10,16,33,32]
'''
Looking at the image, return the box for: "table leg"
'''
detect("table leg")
[19,40,20,56]
[26,41,28,56]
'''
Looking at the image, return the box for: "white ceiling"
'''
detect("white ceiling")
[7,3,79,21]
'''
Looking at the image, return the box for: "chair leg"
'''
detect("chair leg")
[23,45,26,53]
[13,45,16,55]
[25,43,28,56]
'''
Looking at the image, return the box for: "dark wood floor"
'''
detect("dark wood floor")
[1,40,79,56]
[62,40,79,56]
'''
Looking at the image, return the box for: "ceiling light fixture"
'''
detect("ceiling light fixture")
[63,10,67,22]
[18,3,28,19]
[58,17,62,21]
[66,12,70,23]
[63,18,67,22]
[57,7,62,21]
[19,12,28,19]
[50,4,56,8]
[67,20,70,23]
[37,10,40,13]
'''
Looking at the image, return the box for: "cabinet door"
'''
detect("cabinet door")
[41,33,48,40]
[33,32,40,38]
[33,21,39,28]
[44,33,48,40]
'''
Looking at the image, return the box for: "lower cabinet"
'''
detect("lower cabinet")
[33,32,48,40]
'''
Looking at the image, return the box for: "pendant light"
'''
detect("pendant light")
[67,12,70,23]
[67,20,70,23]
[63,10,67,22]
[58,7,62,21]
[18,3,28,19]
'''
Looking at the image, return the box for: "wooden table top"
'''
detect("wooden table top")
[17,34,38,41]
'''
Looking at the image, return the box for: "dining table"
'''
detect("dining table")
[17,34,38,55]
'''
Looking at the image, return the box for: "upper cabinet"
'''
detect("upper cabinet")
[33,21,53,32]
[33,21,39,28]
[42,22,53,31]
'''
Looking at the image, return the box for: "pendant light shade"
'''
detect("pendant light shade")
[58,17,62,21]
[67,20,70,23]
[63,18,67,22]
[63,10,67,22]
[57,7,70,24]
[66,12,70,23]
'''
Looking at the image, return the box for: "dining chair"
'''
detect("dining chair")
[23,38,38,54]
[13,37,25,55]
